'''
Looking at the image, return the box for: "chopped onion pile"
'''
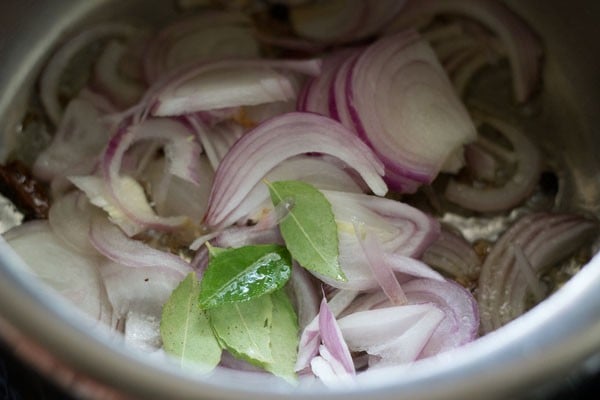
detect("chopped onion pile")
[1,0,597,387]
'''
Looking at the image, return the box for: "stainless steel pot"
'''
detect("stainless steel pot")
[1,1,599,399]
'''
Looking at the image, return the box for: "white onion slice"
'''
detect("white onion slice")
[326,191,440,257]
[289,0,366,44]
[421,228,481,281]
[33,93,112,182]
[348,30,476,191]
[215,155,364,229]
[341,277,479,359]
[70,174,187,237]
[288,265,320,330]
[142,156,213,222]
[389,0,543,102]
[40,23,140,124]
[290,0,407,45]
[295,289,360,373]
[4,221,111,322]
[203,112,387,228]
[83,117,202,235]
[89,216,192,275]
[445,115,541,213]
[299,49,357,117]
[355,225,407,305]
[93,40,145,108]
[100,261,186,348]
[478,212,598,333]
[187,117,246,170]
[402,279,479,359]
[48,191,103,255]
[337,303,443,366]
[147,59,321,117]
[317,297,355,375]
[306,191,439,290]
[143,12,259,82]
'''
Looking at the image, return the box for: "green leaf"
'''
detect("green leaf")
[267,180,344,281]
[262,289,299,383]
[209,295,274,364]
[160,273,222,372]
[199,244,292,309]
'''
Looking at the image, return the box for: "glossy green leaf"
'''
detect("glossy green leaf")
[160,273,221,372]
[262,289,299,383]
[199,244,292,309]
[209,295,274,364]
[267,180,344,281]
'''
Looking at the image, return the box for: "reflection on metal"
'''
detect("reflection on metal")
[0,194,23,234]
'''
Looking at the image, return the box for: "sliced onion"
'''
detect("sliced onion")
[214,155,364,228]
[100,261,186,348]
[289,0,366,44]
[295,316,320,373]
[330,51,361,130]
[243,101,297,126]
[452,46,503,97]
[287,265,320,330]
[70,174,187,237]
[48,191,103,255]
[4,221,111,322]
[355,224,407,305]
[89,216,192,276]
[478,212,598,333]
[421,228,481,281]
[298,49,355,116]
[142,156,213,222]
[187,117,246,170]
[402,279,479,359]
[463,142,499,182]
[347,30,476,191]
[341,277,479,359]
[389,0,542,102]
[326,191,440,257]
[317,297,355,375]
[90,117,202,235]
[203,112,387,228]
[295,289,359,373]
[445,115,542,213]
[307,191,439,290]
[337,303,443,366]
[147,59,321,117]
[33,93,112,182]
[40,23,140,124]
[93,39,146,108]
[219,351,266,373]
[143,12,259,83]
[289,0,407,45]
[384,253,445,282]
[212,223,283,250]
[131,118,203,185]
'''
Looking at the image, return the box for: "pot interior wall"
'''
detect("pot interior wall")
[0,1,599,399]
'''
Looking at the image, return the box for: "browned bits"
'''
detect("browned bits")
[0,160,49,220]
[472,239,492,262]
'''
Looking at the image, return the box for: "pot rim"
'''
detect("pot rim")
[1,0,600,398]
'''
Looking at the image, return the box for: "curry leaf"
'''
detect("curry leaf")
[262,289,299,383]
[209,295,274,364]
[160,273,222,372]
[267,180,345,281]
[199,244,292,309]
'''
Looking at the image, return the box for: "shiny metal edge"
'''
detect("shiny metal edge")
[0,0,599,399]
